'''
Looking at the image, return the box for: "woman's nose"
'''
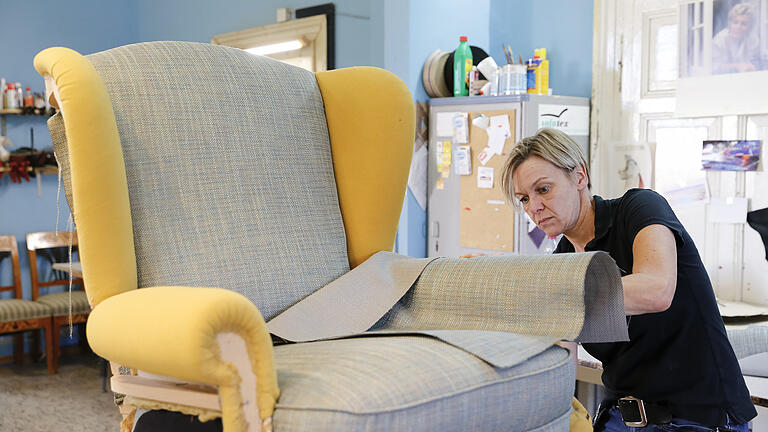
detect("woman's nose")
[529,196,545,213]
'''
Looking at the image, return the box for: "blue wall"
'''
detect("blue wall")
[394,0,491,258]
[0,0,140,358]
[489,0,593,97]
[135,0,376,68]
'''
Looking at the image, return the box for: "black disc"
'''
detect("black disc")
[443,46,490,94]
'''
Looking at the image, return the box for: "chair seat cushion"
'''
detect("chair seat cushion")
[0,299,52,322]
[36,291,90,316]
[272,335,574,431]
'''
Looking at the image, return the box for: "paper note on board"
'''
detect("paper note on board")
[452,113,469,144]
[477,146,493,165]
[436,112,459,137]
[477,166,494,189]
[488,115,511,154]
[455,145,472,175]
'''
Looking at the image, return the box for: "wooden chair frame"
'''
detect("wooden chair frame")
[0,235,54,374]
[26,231,87,373]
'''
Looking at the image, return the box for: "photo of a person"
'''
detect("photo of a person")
[712,2,762,74]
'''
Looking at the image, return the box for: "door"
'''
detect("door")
[592,0,768,302]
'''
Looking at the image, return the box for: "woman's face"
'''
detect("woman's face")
[730,14,752,40]
[512,156,585,237]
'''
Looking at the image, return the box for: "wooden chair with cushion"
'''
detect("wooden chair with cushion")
[0,235,55,374]
[26,231,90,373]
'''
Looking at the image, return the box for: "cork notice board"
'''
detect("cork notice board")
[459,110,517,251]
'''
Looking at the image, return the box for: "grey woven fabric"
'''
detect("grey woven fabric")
[48,113,74,220]
[270,251,627,368]
[375,252,627,344]
[726,323,768,359]
[0,299,51,322]
[83,42,349,320]
[268,252,437,341]
[36,291,90,316]
[271,336,574,431]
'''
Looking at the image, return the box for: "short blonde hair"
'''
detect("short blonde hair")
[500,128,590,208]
[729,3,755,26]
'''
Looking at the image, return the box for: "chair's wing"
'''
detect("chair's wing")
[34,47,137,307]
[316,68,415,268]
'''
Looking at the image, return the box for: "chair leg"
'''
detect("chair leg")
[31,329,41,362]
[13,333,24,366]
[52,318,61,374]
[43,319,55,375]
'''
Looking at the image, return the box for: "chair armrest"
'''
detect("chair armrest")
[87,286,278,429]
[380,251,628,343]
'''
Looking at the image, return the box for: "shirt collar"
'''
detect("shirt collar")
[591,194,613,244]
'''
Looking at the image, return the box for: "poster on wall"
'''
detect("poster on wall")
[680,0,766,78]
[609,143,653,198]
[677,0,768,116]
[702,139,761,171]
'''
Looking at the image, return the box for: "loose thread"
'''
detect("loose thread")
[67,214,74,338]
[54,151,62,235]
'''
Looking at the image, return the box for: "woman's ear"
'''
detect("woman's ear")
[571,164,589,191]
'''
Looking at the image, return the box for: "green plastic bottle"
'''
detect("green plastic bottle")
[453,36,472,97]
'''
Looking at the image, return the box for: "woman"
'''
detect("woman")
[500,128,755,431]
[712,2,761,74]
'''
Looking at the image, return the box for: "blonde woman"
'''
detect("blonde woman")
[501,128,754,431]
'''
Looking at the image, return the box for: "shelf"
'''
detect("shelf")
[0,165,58,175]
[0,108,53,116]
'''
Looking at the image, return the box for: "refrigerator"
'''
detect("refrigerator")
[427,94,590,258]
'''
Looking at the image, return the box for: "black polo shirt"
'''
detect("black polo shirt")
[555,189,756,426]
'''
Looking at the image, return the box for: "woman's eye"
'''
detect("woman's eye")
[520,196,529,205]
[538,186,550,194]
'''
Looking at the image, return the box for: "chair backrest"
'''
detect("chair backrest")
[87,42,351,320]
[39,41,414,316]
[0,235,23,299]
[26,231,83,300]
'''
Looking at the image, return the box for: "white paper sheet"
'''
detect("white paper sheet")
[435,112,459,137]
[454,145,472,175]
[477,146,493,165]
[477,166,494,189]
[452,113,469,144]
[408,145,428,211]
[709,197,748,223]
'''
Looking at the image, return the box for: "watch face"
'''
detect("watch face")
[618,399,643,423]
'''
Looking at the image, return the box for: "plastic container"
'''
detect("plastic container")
[527,57,542,94]
[453,36,472,97]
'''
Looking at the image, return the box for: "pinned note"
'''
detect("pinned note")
[452,113,469,144]
[436,112,459,137]
[455,145,472,175]
[477,167,494,189]
[477,146,493,165]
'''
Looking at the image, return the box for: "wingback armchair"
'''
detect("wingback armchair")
[35,42,624,432]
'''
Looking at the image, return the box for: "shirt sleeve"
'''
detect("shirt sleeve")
[619,188,686,248]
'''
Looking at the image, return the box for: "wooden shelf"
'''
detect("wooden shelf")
[0,165,58,175]
[0,108,53,116]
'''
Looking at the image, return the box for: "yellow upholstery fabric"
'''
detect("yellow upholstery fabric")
[316,67,415,269]
[33,47,137,307]
[570,397,593,432]
[87,286,279,429]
